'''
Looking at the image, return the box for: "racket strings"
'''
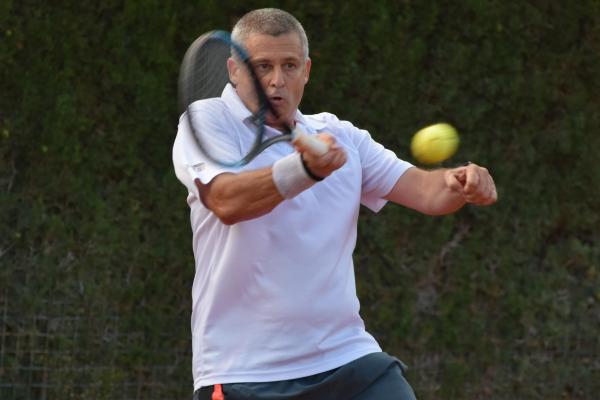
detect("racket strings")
[190,39,231,101]
[179,31,293,167]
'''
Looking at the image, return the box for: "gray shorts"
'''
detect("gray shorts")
[193,352,417,400]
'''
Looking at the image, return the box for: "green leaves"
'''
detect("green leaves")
[2,1,599,399]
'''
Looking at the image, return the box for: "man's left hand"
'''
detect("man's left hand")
[445,163,497,205]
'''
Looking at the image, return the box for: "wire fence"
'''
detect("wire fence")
[1,292,598,399]
[0,294,191,400]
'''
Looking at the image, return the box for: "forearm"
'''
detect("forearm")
[196,135,348,225]
[420,169,466,215]
[385,164,496,215]
[196,168,284,225]
[385,167,465,216]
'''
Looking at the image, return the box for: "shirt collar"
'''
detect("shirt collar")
[294,110,327,132]
[221,83,327,132]
[221,83,254,123]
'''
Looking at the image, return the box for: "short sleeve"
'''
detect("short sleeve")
[306,113,413,213]
[350,125,413,212]
[172,100,244,198]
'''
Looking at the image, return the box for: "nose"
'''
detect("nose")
[269,66,285,88]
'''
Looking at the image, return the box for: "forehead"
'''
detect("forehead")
[244,32,304,60]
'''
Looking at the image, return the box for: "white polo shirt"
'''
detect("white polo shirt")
[173,84,413,390]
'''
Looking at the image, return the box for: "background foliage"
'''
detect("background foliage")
[1,0,599,399]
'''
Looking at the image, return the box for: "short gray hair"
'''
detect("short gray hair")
[231,8,309,60]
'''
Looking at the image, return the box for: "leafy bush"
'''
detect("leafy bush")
[1,1,598,399]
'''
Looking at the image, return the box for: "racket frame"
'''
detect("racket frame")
[179,30,327,168]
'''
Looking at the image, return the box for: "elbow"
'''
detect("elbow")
[421,200,465,217]
[196,179,241,225]
[218,216,238,226]
[210,199,276,225]
[210,202,240,225]
[423,208,460,217]
[217,214,239,226]
[195,177,278,225]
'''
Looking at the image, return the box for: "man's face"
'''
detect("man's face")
[228,32,311,130]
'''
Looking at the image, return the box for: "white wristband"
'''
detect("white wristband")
[272,152,317,199]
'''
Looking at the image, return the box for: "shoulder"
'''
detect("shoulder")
[178,98,234,135]
[303,112,374,149]
[303,112,364,137]
[304,112,344,128]
[175,98,229,146]
[185,98,229,118]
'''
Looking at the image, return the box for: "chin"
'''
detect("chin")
[266,113,292,129]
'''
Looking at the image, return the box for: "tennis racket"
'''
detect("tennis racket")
[178,30,328,167]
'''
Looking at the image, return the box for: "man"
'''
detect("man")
[173,8,496,400]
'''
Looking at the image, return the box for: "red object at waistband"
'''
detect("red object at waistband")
[212,384,224,400]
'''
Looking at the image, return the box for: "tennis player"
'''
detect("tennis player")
[173,8,497,400]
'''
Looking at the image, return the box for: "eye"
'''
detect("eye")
[254,63,270,72]
[284,62,297,70]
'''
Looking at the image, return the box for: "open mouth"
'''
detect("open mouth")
[269,96,285,105]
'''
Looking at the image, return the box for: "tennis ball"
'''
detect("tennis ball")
[410,123,459,164]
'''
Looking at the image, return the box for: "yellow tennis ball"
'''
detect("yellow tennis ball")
[411,123,459,164]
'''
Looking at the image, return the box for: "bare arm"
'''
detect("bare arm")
[385,163,497,216]
[195,169,284,225]
[197,133,347,225]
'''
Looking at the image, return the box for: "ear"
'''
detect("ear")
[227,58,239,86]
[304,58,312,84]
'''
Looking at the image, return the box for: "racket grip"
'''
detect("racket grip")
[293,128,329,156]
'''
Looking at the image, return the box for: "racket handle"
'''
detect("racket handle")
[293,128,329,156]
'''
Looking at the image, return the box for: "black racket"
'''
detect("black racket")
[178,30,328,167]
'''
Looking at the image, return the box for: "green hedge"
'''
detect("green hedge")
[2,1,599,399]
